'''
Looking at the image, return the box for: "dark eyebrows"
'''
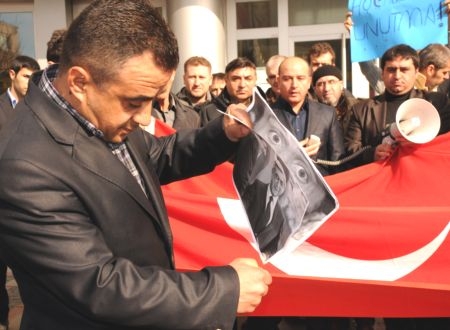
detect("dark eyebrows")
[230,74,254,79]
[385,65,413,72]
[125,95,153,102]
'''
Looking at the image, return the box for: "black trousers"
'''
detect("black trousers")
[0,260,9,324]
[241,317,356,330]
[384,317,450,330]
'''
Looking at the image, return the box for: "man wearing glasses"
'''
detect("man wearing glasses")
[312,65,359,136]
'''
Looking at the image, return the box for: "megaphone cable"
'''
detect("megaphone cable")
[312,145,372,166]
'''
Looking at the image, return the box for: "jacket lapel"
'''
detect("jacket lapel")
[126,136,173,248]
[306,101,320,136]
[72,130,164,220]
[372,96,387,134]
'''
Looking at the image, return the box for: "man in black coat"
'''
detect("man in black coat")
[345,44,450,169]
[272,56,345,176]
[0,1,271,329]
[0,55,40,130]
[150,70,200,130]
[200,57,263,126]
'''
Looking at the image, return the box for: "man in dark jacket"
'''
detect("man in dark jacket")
[0,1,271,329]
[176,56,214,113]
[0,55,40,130]
[150,70,200,130]
[200,57,262,126]
[312,65,360,136]
[345,44,450,169]
[272,56,345,176]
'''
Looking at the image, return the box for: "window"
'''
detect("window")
[238,38,278,67]
[236,0,277,29]
[288,0,347,26]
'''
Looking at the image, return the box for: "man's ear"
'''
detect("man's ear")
[426,64,436,75]
[67,66,91,102]
[8,69,16,80]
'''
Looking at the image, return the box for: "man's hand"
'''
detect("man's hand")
[444,1,450,14]
[229,258,272,314]
[222,104,253,142]
[299,136,321,157]
[374,143,395,161]
[344,11,353,33]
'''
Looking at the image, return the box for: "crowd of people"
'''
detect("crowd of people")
[0,0,449,329]
[146,40,450,176]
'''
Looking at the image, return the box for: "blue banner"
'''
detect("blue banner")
[348,0,448,62]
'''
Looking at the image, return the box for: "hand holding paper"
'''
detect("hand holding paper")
[222,104,253,142]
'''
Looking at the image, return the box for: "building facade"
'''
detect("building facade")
[0,0,386,98]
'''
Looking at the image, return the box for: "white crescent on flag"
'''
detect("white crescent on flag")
[218,196,450,281]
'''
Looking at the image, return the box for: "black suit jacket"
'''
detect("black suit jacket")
[239,178,285,257]
[272,98,345,175]
[0,74,240,329]
[0,92,14,131]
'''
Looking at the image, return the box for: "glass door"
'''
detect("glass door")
[293,37,351,91]
[288,25,370,98]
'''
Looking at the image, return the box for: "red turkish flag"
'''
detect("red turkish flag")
[154,118,450,317]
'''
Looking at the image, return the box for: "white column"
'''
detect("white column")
[166,0,226,93]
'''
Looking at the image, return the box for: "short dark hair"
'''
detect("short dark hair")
[59,0,179,86]
[380,44,419,70]
[225,57,256,74]
[46,29,67,63]
[10,55,40,73]
[307,42,336,64]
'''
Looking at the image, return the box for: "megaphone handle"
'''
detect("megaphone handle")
[382,135,395,146]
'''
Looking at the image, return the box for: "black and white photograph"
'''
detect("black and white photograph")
[232,89,338,261]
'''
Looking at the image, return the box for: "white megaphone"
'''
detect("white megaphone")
[382,98,441,145]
